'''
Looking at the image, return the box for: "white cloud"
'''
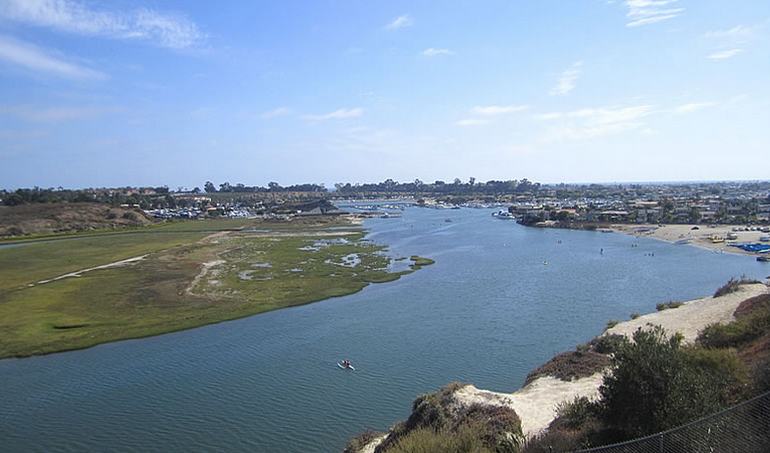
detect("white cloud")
[261,107,292,119]
[704,25,754,41]
[536,105,655,140]
[0,0,204,49]
[0,104,116,122]
[304,108,364,121]
[385,14,413,30]
[704,24,757,61]
[673,102,717,114]
[456,118,488,127]
[708,48,744,60]
[422,48,454,57]
[470,105,528,116]
[549,61,582,96]
[625,0,684,27]
[0,35,105,80]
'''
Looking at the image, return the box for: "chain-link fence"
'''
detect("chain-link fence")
[574,391,770,453]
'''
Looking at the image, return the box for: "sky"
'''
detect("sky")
[1,0,769,190]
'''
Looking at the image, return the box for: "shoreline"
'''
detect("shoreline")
[355,281,770,451]
[609,223,768,257]
[0,217,433,360]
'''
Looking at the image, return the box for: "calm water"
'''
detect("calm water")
[1,208,767,452]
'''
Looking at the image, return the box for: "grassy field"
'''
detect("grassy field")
[0,217,431,358]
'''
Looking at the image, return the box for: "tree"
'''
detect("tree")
[688,206,701,224]
[204,181,217,193]
[599,326,747,438]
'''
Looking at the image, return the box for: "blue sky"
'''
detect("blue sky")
[1,0,769,189]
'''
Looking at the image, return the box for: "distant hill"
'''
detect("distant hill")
[0,203,155,238]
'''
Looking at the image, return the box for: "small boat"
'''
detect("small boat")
[758,256,769,263]
[492,210,514,219]
[337,362,355,371]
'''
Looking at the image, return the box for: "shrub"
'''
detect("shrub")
[375,383,523,453]
[590,334,628,355]
[525,350,611,384]
[345,430,384,453]
[384,425,493,453]
[698,296,770,349]
[630,313,640,319]
[656,301,684,311]
[455,404,522,452]
[122,211,139,221]
[752,356,770,393]
[553,397,598,431]
[599,326,748,438]
[605,320,619,329]
[714,276,761,298]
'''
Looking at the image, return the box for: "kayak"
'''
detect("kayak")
[337,362,355,371]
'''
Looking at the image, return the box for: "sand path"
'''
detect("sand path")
[35,255,148,285]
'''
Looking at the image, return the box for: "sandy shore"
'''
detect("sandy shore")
[606,282,767,342]
[355,281,770,451]
[611,223,769,256]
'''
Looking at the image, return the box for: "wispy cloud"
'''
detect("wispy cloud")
[0,35,106,80]
[470,105,528,116]
[0,0,205,49]
[456,118,488,127]
[536,104,655,140]
[625,0,684,27]
[704,25,755,40]
[0,104,117,122]
[260,107,292,119]
[422,48,454,57]
[304,108,364,121]
[704,24,757,61]
[708,48,744,60]
[385,14,413,30]
[549,61,582,96]
[673,102,717,114]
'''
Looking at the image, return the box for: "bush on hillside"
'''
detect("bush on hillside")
[714,276,761,298]
[523,398,607,453]
[590,334,628,355]
[599,326,749,438]
[525,350,611,385]
[344,430,384,453]
[698,295,770,349]
[384,424,493,453]
[375,382,523,453]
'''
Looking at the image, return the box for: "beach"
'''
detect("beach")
[611,223,769,256]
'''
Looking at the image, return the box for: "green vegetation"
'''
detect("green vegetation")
[357,278,770,453]
[374,383,523,453]
[605,319,619,329]
[589,334,628,355]
[344,431,385,453]
[524,349,611,385]
[699,294,770,349]
[599,326,748,438]
[409,256,435,270]
[0,217,426,358]
[384,425,494,453]
[629,312,640,319]
[714,276,761,298]
[656,301,684,311]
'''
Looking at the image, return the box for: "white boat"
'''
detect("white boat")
[492,210,514,219]
[337,362,355,371]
